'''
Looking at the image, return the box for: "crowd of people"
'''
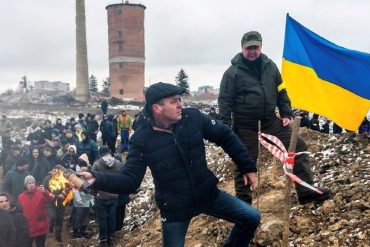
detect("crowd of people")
[0,30,369,247]
[0,111,133,247]
[208,107,370,136]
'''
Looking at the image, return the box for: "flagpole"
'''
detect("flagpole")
[282,116,301,247]
[257,120,261,211]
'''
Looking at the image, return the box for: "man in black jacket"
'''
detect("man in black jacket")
[0,208,16,247]
[218,31,331,205]
[0,192,31,247]
[79,82,260,247]
[3,145,21,177]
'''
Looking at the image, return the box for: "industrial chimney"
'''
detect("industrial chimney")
[75,0,90,103]
[106,2,146,100]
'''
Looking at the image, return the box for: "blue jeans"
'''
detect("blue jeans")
[120,129,129,151]
[162,190,260,247]
[95,199,117,241]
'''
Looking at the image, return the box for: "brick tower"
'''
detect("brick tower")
[106,3,146,100]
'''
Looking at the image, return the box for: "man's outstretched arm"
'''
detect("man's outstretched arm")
[78,142,147,195]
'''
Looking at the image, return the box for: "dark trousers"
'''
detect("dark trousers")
[95,199,117,241]
[68,206,76,228]
[162,190,260,247]
[234,116,314,204]
[74,207,90,229]
[48,202,65,228]
[102,136,107,145]
[31,234,46,247]
[106,138,116,155]
[47,202,66,238]
[115,203,127,231]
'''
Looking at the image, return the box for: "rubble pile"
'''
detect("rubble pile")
[288,130,370,247]
[107,129,369,247]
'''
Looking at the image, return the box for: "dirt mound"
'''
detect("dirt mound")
[55,128,369,247]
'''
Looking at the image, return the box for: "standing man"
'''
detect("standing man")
[43,170,68,243]
[2,158,30,202]
[218,31,331,205]
[78,82,260,247]
[77,131,99,164]
[0,207,16,247]
[101,115,117,155]
[28,147,50,185]
[3,145,21,177]
[92,146,122,246]
[117,110,133,152]
[0,115,13,151]
[0,192,31,247]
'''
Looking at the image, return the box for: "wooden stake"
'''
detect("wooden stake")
[257,120,261,211]
[282,117,301,247]
[271,157,277,183]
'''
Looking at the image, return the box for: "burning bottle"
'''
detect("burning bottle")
[54,165,92,193]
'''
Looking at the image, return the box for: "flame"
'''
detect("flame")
[49,169,74,206]
[62,190,74,206]
[49,169,69,192]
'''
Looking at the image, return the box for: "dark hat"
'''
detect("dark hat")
[145,82,186,108]
[52,129,60,135]
[99,145,110,157]
[241,31,262,48]
[16,157,28,167]
[81,131,89,139]
[14,139,22,145]
[44,145,53,152]
[61,138,68,145]
[10,145,21,151]
[65,129,73,134]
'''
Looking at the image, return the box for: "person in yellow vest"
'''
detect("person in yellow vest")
[117,110,133,152]
[74,124,84,142]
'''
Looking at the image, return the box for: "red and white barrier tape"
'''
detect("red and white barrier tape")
[258,132,323,194]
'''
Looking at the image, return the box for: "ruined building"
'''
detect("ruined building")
[106,3,146,100]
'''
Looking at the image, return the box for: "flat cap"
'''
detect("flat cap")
[145,82,186,108]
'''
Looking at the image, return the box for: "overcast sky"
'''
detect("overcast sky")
[1,0,370,93]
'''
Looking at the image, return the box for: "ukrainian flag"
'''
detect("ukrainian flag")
[282,14,370,131]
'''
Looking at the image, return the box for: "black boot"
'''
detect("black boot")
[81,226,90,238]
[55,226,62,242]
[71,228,82,238]
[108,237,115,246]
[98,239,109,247]
[298,188,332,204]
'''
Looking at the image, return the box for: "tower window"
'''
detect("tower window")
[119,63,123,69]
[119,89,124,95]
[118,31,122,38]
[118,44,123,52]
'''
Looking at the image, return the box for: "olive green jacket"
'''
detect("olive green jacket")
[218,53,291,130]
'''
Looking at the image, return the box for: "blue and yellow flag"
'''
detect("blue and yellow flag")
[282,15,370,131]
